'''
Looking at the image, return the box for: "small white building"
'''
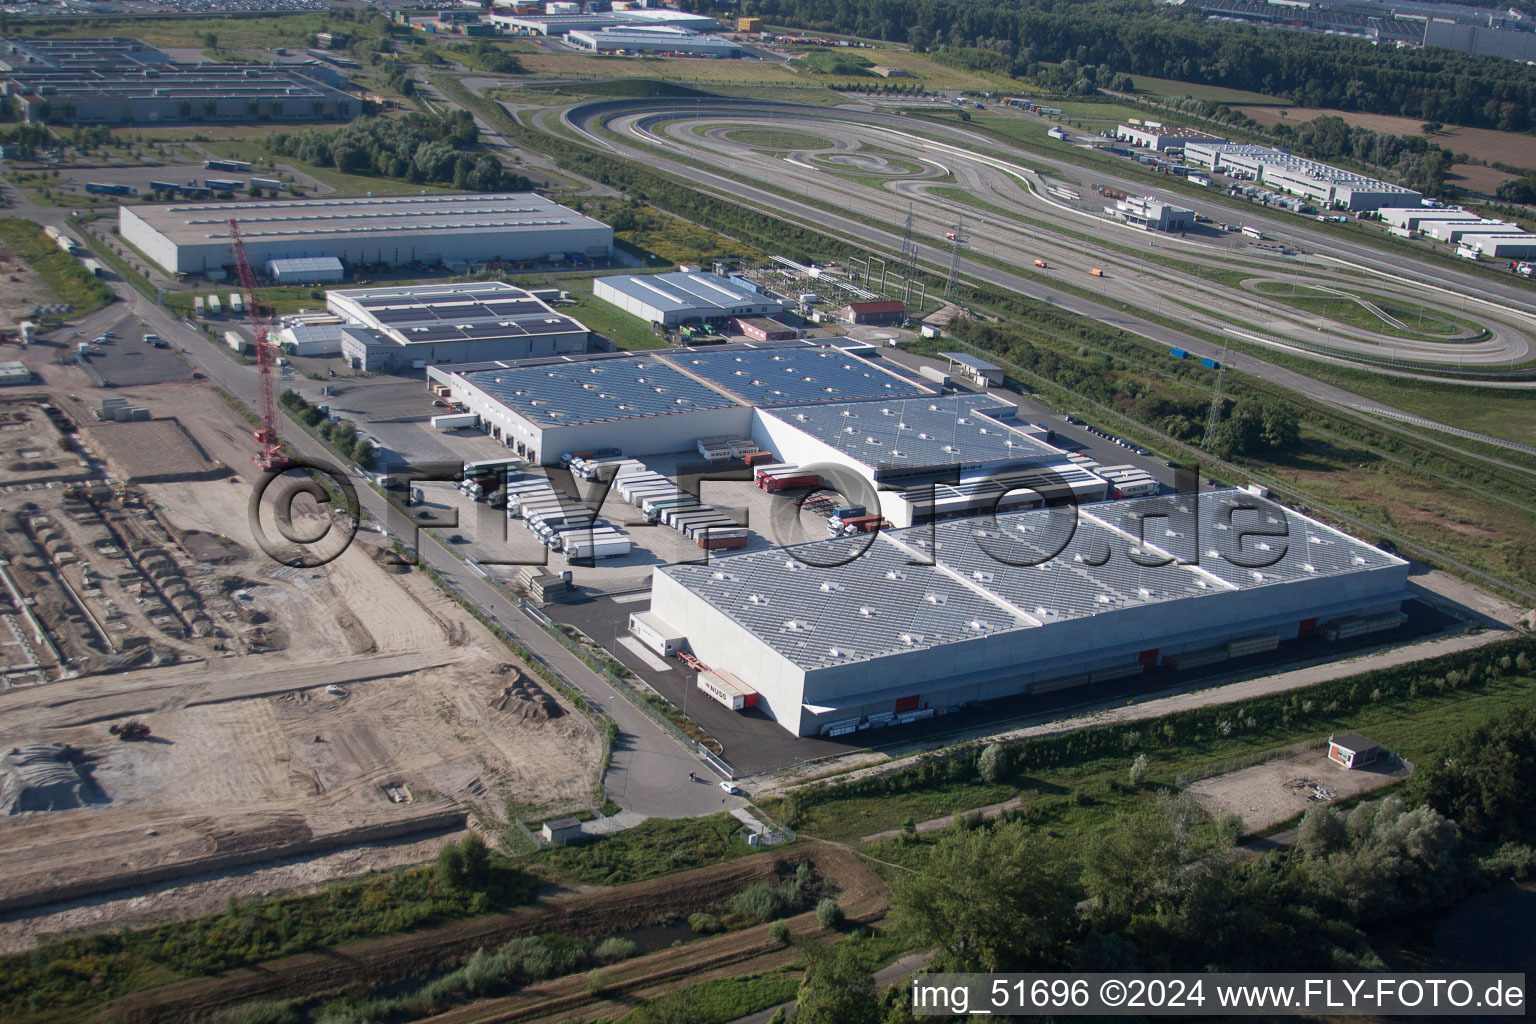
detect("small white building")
[1116,122,1226,152]
[267,256,345,284]
[1327,733,1380,770]
[593,271,782,327]
[1106,195,1195,232]
[541,817,583,845]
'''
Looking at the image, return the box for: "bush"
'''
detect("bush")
[435,842,465,889]
[1128,753,1150,788]
[688,912,723,935]
[815,899,844,930]
[978,742,1008,783]
[594,937,637,964]
[768,920,791,946]
[223,1000,301,1024]
[730,882,783,924]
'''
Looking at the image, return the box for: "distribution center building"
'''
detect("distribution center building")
[649,490,1411,736]
[324,282,590,369]
[593,271,783,327]
[427,342,935,463]
[119,192,613,278]
[566,28,742,57]
[0,37,357,125]
[1183,142,1422,210]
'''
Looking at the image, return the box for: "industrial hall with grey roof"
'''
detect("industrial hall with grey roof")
[0,37,356,125]
[119,193,614,277]
[650,490,1411,736]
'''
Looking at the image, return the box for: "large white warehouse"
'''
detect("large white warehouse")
[593,271,782,327]
[119,192,613,277]
[1184,142,1421,211]
[650,491,1411,736]
[426,343,933,463]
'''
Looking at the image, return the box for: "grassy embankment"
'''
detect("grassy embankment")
[0,218,114,315]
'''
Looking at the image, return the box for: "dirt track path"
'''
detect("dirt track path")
[420,844,887,1024]
[96,845,884,1024]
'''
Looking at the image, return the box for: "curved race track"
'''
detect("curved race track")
[551,98,1536,388]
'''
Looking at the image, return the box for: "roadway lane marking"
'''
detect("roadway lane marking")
[610,592,651,604]
[617,636,672,672]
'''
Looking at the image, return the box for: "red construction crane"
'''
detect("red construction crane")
[227,218,291,473]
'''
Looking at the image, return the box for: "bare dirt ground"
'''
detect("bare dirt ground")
[0,826,467,956]
[0,239,60,323]
[1187,746,1411,832]
[1237,106,1536,171]
[1447,162,1519,196]
[0,371,603,948]
[100,844,885,1024]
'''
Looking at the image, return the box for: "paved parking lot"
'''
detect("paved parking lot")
[58,311,193,387]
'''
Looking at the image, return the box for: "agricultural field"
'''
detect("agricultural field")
[1123,73,1287,108]
[1238,105,1536,171]
[6,13,384,53]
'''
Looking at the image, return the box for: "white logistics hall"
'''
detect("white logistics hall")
[649,491,1411,736]
[593,271,783,327]
[119,192,613,277]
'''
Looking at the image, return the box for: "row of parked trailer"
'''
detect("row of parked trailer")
[618,461,749,550]
[488,462,634,560]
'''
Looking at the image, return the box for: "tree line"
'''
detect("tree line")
[265,112,530,193]
[787,695,1536,1023]
[739,0,1536,131]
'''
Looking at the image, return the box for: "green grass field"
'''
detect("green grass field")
[1248,283,1473,341]
[775,662,1536,847]
[0,218,113,315]
[1126,73,1288,107]
[556,278,668,351]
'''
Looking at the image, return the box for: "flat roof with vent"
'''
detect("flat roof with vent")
[124,192,610,246]
[759,396,1059,474]
[661,346,930,406]
[657,489,1407,671]
[327,282,589,348]
[457,356,742,427]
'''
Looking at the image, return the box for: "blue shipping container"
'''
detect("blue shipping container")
[1200,357,1220,369]
[1169,347,1187,359]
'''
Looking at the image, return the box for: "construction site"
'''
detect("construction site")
[0,379,601,943]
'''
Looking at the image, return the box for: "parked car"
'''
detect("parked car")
[720,781,741,795]
[448,534,466,544]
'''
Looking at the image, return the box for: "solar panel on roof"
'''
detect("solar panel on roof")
[664,348,928,406]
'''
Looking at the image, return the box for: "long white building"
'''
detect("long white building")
[594,271,782,327]
[119,192,613,278]
[650,491,1411,736]
[1184,142,1421,211]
